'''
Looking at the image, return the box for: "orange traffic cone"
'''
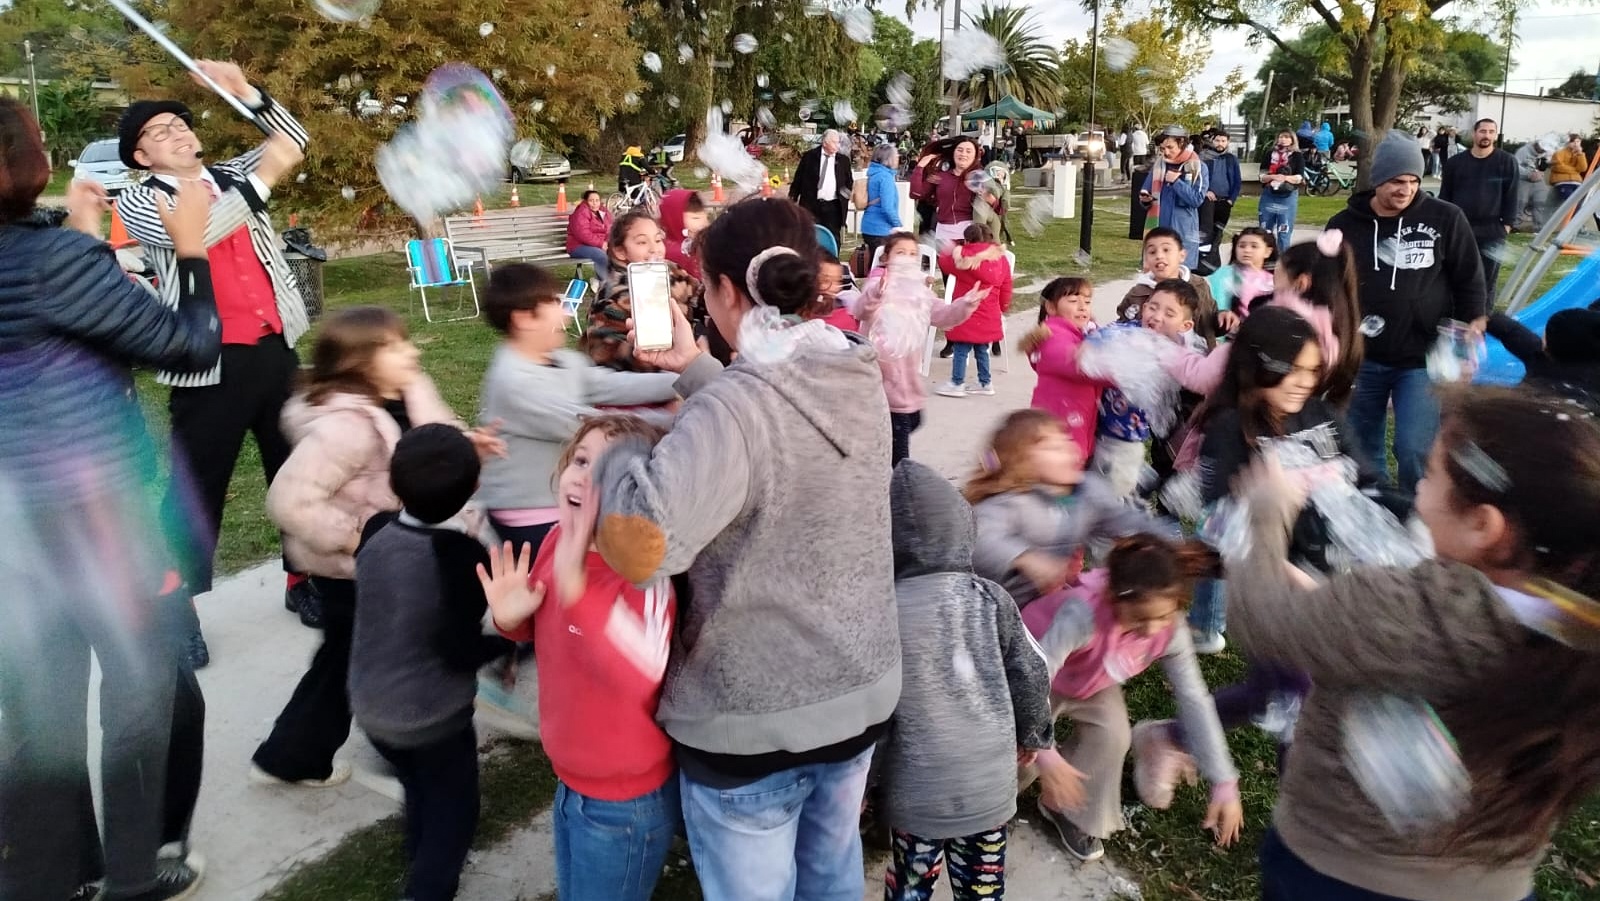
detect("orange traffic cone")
[761,177,773,199]
[288,212,299,227]
[108,206,133,248]
[712,173,725,204]
[474,195,485,222]
[509,185,521,207]
[556,182,568,212]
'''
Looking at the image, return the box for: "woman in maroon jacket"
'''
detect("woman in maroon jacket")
[910,137,1003,243]
[566,190,613,279]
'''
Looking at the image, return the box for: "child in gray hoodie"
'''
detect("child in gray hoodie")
[882,461,1054,900]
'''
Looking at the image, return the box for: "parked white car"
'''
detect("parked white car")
[653,133,687,164]
[510,153,571,182]
[69,138,135,196]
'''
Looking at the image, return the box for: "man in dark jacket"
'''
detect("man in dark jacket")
[1440,118,1520,303]
[1199,130,1242,272]
[1327,129,1487,497]
[789,129,854,246]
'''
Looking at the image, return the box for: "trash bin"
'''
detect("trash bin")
[1129,165,1151,240]
[281,227,328,321]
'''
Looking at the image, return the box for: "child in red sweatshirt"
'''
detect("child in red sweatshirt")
[478,413,677,901]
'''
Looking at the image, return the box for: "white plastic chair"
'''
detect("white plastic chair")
[920,274,958,378]
[997,250,1018,373]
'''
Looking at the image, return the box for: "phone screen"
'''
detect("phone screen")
[627,262,674,352]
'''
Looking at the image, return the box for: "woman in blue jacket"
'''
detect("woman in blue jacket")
[859,143,904,266]
[0,96,225,901]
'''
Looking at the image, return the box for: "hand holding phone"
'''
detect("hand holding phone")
[627,262,675,352]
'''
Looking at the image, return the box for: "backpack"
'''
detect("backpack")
[851,175,870,211]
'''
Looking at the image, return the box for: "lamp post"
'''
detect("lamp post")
[1079,0,1101,261]
[24,39,40,125]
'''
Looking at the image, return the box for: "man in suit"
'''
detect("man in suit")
[790,128,854,246]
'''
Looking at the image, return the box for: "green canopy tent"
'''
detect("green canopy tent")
[960,95,1058,134]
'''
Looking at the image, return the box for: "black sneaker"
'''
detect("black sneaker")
[106,855,203,901]
[67,882,100,901]
[286,581,324,629]
[939,342,954,358]
[184,629,209,671]
[1036,798,1105,861]
[991,341,1002,356]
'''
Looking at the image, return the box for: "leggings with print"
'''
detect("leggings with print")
[884,826,1007,900]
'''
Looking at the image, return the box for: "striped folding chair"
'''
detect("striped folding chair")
[406,237,479,323]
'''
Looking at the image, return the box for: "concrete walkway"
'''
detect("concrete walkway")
[126,280,1143,900]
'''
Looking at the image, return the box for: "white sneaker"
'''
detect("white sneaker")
[935,382,967,397]
[1191,629,1226,655]
[968,384,996,396]
[353,768,406,803]
[249,760,353,788]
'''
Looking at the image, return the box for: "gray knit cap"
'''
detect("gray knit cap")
[1368,129,1424,186]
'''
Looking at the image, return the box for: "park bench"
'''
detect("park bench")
[441,207,596,279]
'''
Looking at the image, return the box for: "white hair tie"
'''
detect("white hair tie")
[745,246,801,307]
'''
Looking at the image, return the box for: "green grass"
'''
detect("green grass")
[46,168,74,196]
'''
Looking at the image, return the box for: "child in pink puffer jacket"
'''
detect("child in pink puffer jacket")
[1019,277,1109,460]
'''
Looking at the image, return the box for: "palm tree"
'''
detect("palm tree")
[960,2,1062,111]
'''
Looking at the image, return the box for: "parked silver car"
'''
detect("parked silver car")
[69,138,136,195]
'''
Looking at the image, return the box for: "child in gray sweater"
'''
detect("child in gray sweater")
[882,461,1054,900]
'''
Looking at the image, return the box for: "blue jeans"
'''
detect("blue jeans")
[1187,578,1226,635]
[681,746,875,901]
[950,342,991,387]
[1347,360,1439,497]
[1259,190,1298,252]
[569,244,610,281]
[553,778,680,901]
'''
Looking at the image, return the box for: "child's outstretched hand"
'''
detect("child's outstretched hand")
[1035,748,1088,813]
[466,420,508,460]
[1015,551,1076,595]
[1204,796,1244,848]
[477,541,543,632]
[1217,310,1241,334]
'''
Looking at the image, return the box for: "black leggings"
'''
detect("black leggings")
[252,577,356,781]
[890,411,923,467]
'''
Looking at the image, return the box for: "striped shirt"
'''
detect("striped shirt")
[115,90,311,387]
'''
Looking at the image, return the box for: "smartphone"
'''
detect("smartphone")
[627,261,675,352]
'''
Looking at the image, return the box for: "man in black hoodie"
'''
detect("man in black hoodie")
[1327,129,1486,497]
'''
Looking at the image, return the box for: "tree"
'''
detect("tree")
[863,12,944,135]
[1057,12,1246,131]
[0,0,123,79]
[1124,0,1537,189]
[1549,69,1599,101]
[958,2,1062,111]
[1237,22,1506,127]
[108,0,643,235]
[34,78,109,163]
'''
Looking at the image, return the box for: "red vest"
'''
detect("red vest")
[209,223,283,345]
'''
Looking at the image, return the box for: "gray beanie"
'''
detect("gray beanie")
[1368,129,1424,187]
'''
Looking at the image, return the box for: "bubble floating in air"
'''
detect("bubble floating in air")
[677,43,694,63]
[545,64,557,78]
[720,99,734,115]
[756,105,777,128]
[833,100,856,125]
[942,29,1005,80]
[528,98,545,113]
[756,73,770,88]
[478,22,494,37]
[510,139,542,169]
[341,186,356,201]
[622,91,640,106]
[296,172,308,183]
[666,94,681,109]
[311,0,380,24]
[733,33,758,54]
[1103,36,1137,71]
[834,5,874,43]
[642,51,662,73]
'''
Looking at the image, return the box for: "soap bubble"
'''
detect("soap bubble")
[834,5,874,43]
[964,169,995,194]
[200,109,211,120]
[528,98,545,113]
[1426,321,1486,384]
[1139,83,1162,104]
[721,98,734,115]
[833,100,856,125]
[341,186,356,201]
[877,104,911,131]
[311,0,380,24]
[783,32,794,42]
[295,172,308,183]
[695,113,768,193]
[545,64,557,78]
[1374,235,1401,268]
[491,68,505,81]
[779,90,798,103]
[756,105,777,128]
[379,64,515,224]
[887,72,914,109]
[804,1,828,16]
[478,22,494,37]
[1360,314,1386,338]
[666,94,681,109]
[677,42,694,63]
[510,139,542,169]
[642,51,662,73]
[756,73,770,88]
[942,29,1004,80]
[622,92,640,106]
[733,33,759,54]
[693,166,710,179]
[1103,36,1137,71]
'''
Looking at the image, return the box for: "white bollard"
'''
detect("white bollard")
[1052,162,1077,219]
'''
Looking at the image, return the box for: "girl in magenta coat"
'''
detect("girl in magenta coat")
[1021,277,1108,459]
[936,223,1014,396]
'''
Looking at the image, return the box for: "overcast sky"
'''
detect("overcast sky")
[905,0,1600,113]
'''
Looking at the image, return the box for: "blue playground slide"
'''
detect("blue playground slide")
[1475,250,1600,386]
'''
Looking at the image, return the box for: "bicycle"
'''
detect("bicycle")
[609,176,665,216]
[1304,158,1357,196]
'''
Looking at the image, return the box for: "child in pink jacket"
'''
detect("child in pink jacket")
[1019,277,1108,460]
[846,233,985,465]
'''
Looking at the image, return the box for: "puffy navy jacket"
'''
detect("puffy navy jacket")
[0,218,220,500]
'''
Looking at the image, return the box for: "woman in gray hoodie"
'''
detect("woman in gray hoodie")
[588,197,900,901]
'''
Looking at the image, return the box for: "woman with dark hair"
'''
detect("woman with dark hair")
[565,188,613,279]
[910,136,1002,243]
[0,97,226,901]
[576,196,899,900]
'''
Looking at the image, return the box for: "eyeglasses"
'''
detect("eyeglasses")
[139,118,192,143]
